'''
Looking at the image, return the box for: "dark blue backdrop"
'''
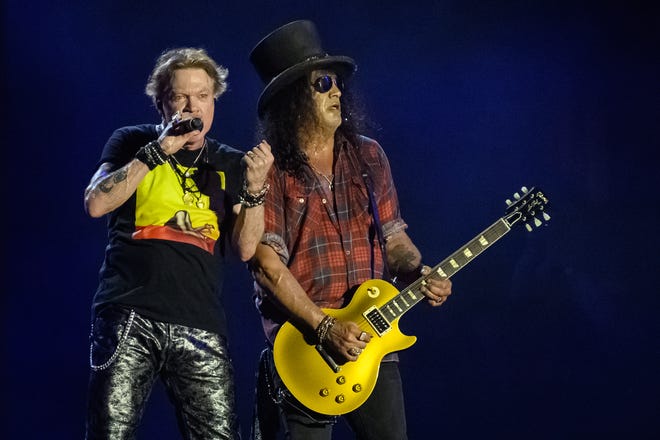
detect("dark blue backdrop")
[4,1,659,438]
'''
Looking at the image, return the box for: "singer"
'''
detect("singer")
[83,47,273,439]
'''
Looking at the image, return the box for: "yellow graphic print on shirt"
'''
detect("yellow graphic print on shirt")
[132,162,226,254]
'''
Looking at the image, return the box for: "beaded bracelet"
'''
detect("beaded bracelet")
[315,315,337,345]
[239,181,270,207]
[135,140,167,170]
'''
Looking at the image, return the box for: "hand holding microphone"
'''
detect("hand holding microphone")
[168,117,204,136]
[158,111,205,155]
[167,111,204,136]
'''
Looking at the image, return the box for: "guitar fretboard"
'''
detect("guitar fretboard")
[379,217,513,323]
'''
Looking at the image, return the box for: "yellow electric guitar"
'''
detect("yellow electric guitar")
[273,186,550,415]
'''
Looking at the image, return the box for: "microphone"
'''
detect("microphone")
[167,117,203,136]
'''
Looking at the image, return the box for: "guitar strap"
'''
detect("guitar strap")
[356,141,392,282]
[359,150,401,360]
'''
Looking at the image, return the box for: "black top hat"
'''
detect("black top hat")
[250,20,357,118]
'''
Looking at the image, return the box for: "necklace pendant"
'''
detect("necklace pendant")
[182,192,195,206]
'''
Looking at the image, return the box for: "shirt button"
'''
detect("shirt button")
[345,250,351,256]
[322,198,327,204]
[298,198,305,203]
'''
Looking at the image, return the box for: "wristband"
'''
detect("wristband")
[315,315,337,345]
[135,140,167,170]
[239,181,270,207]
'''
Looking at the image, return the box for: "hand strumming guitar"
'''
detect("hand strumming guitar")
[323,319,373,362]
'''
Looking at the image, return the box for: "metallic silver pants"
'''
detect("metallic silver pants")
[86,306,240,439]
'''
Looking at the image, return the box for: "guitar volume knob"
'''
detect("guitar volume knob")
[319,388,329,397]
[352,383,362,393]
[367,286,380,298]
[335,394,345,403]
[336,376,346,384]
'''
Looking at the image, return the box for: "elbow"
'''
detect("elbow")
[233,238,258,262]
[86,206,106,219]
[237,246,257,262]
[234,230,265,262]
[84,197,106,218]
[250,245,285,292]
[251,260,280,293]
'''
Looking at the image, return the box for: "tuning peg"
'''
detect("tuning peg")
[514,192,521,200]
[505,199,512,206]
[521,186,528,193]
[543,212,551,221]
[525,223,533,232]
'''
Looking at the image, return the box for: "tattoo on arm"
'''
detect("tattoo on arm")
[98,169,128,193]
[387,244,419,275]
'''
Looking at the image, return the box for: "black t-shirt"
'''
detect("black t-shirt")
[91,124,244,335]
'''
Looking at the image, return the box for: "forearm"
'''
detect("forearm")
[387,231,452,306]
[231,203,265,261]
[235,140,274,260]
[251,244,326,333]
[386,230,423,284]
[84,160,149,218]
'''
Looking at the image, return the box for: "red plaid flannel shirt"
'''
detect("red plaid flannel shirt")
[256,135,407,340]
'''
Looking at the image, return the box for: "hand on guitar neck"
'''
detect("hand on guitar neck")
[387,231,453,307]
[420,264,453,307]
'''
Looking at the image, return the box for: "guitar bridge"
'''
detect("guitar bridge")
[315,344,341,373]
[363,306,391,336]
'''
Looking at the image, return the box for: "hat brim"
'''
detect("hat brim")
[257,55,356,118]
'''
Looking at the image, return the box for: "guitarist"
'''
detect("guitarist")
[248,20,452,440]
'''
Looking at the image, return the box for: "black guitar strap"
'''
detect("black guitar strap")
[360,162,392,282]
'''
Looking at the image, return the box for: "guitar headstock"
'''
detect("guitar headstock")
[503,186,550,231]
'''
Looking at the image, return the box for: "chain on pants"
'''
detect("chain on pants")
[86,305,240,440]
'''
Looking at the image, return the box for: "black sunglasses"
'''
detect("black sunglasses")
[311,75,344,93]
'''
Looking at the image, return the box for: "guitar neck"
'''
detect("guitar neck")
[380,216,515,323]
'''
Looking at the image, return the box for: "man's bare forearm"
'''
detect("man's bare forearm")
[84,160,149,217]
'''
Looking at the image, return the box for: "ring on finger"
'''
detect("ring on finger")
[358,331,367,341]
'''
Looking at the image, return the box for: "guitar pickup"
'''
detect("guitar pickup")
[363,306,391,336]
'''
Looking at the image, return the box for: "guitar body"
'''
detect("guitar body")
[273,279,417,415]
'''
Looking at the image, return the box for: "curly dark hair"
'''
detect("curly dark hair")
[258,72,370,180]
